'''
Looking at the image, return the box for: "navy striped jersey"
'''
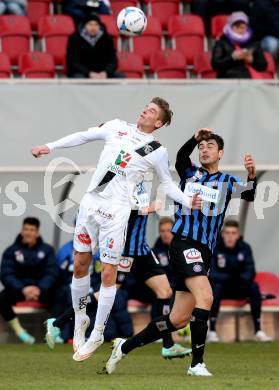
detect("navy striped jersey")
[172,136,256,253]
[122,210,150,257]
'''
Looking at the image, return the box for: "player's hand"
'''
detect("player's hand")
[194,128,213,142]
[31,145,50,158]
[140,200,162,215]
[244,154,256,179]
[191,193,203,210]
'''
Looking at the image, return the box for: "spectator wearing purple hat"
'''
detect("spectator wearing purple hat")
[212,11,267,78]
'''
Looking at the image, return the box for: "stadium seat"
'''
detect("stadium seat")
[0,16,32,66]
[38,15,75,66]
[130,16,163,65]
[255,272,279,305]
[27,0,52,31]
[147,0,180,30]
[100,15,120,50]
[193,52,217,78]
[0,52,11,78]
[168,14,206,66]
[111,0,138,16]
[19,52,55,78]
[260,52,276,79]
[117,52,144,78]
[150,49,186,78]
[211,15,228,40]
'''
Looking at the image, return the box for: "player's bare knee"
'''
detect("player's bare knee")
[73,251,91,277]
[156,286,172,300]
[101,264,117,287]
[170,312,188,329]
[196,292,213,310]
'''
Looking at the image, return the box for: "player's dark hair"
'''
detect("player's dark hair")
[23,217,40,228]
[159,217,174,227]
[223,219,239,229]
[151,97,173,126]
[199,134,224,150]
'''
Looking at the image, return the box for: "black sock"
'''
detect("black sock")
[209,317,216,332]
[254,317,261,333]
[53,307,74,329]
[154,298,174,349]
[121,315,177,355]
[190,308,210,367]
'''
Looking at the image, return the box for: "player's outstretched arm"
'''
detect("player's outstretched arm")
[231,154,257,201]
[31,125,109,158]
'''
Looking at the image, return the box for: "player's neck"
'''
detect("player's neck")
[201,163,219,175]
[137,124,154,134]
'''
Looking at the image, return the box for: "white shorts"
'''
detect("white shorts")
[74,192,130,265]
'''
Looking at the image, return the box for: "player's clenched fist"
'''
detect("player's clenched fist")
[31,145,50,158]
[244,154,256,179]
[191,193,203,210]
[194,128,213,142]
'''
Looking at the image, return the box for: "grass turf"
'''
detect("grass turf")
[0,343,278,390]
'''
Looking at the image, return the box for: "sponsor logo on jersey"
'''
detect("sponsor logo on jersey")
[118,256,134,272]
[108,163,126,176]
[115,150,132,168]
[106,238,114,249]
[183,248,203,264]
[184,182,220,204]
[118,131,128,137]
[193,264,203,273]
[77,233,91,245]
[96,208,114,220]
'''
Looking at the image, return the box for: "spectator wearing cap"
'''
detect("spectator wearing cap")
[250,0,279,59]
[212,11,267,78]
[208,220,272,343]
[0,0,26,15]
[0,217,66,344]
[66,13,122,79]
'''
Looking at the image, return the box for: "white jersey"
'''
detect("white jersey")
[46,119,192,209]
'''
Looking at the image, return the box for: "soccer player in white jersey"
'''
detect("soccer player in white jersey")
[31,97,202,361]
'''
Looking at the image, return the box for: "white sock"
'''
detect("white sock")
[71,274,90,326]
[90,284,117,339]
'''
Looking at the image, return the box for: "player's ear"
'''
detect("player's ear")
[155,119,163,129]
[218,149,224,160]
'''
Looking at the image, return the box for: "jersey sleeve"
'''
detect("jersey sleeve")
[229,175,257,201]
[152,147,192,209]
[46,119,119,151]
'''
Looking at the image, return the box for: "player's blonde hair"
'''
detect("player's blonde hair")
[151,97,173,126]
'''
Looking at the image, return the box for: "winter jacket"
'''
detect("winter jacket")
[209,237,256,284]
[212,34,267,78]
[1,235,58,292]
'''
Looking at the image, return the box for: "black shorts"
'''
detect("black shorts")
[169,236,212,292]
[130,251,165,282]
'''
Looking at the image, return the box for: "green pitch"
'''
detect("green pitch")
[0,343,278,390]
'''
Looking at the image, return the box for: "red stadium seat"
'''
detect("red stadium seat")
[19,52,55,78]
[150,49,186,78]
[111,0,138,16]
[147,0,180,30]
[117,52,144,78]
[260,52,276,79]
[131,16,163,65]
[0,52,11,78]
[193,52,216,78]
[27,0,52,31]
[211,14,228,39]
[0,16,32,65]
[255,272,279,306]
[38,15,75,66]
[168,14,206,65]
[100,15,120,50]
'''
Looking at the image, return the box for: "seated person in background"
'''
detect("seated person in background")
[66,13,122,79]
[152,217,176,289]
[46,243,133,348]
[0,217,64,344]
[0,0,26,15]
[208,219,272,343]
[250,0,279,59]
[63,0,111,25]
[212,11,267,78]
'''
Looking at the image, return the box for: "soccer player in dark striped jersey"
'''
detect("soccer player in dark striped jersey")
[105,128,257,377]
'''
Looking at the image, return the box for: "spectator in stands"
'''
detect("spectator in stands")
[0,217,66,344]
[0,0,26,15]
[51,240,132,343]
[208,220,272,343]
[191,0,251,33]
[250,0,279,59]
[152,217,175,288]
[211,11,267,78]
[63,0,111,26]
[66,13,121,79]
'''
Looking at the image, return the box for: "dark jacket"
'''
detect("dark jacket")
[209,237,256,284]
[66,25,117,77]
[212,34,267,78]
[152,238,176,288]
[250,0,279,39]
[1,235,58,293]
